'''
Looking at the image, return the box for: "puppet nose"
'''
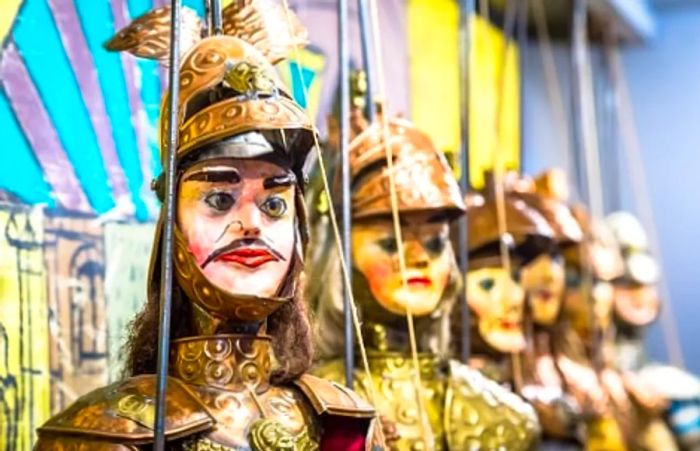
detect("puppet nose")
[243,226,261,237]
[504,277,525,307]
[404,240,429,268]
[237,201,263,235]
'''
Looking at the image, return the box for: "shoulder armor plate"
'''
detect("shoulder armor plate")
[37,375,215,444]
[445,360,541,450]
[293,373,376,419]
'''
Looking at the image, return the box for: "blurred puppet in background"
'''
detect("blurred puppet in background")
[311,114,540,450]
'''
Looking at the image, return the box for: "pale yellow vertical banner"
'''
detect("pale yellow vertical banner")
[0,0,23,44]
[0,206,50,450]
[469,16,521,188]
[104,222,154,382]
[406,6,520,187]
[407,0,461,160]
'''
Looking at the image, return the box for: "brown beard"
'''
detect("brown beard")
[121,274,313,385]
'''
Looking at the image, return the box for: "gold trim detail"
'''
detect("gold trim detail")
[104,6,202,63]
[177,96,314,158]
[348,117,465,220]
[170,335,272,393]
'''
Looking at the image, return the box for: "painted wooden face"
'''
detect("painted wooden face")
[467,266,526,353]
[613,283,659,327]
[564,265,615,338]
[177,158,296,298]
[351,213,452,317]
[520,253,565,326]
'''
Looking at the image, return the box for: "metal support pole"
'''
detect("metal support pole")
[517,0,529,170]
[154,0,181,449]
[339,0,354,389]
[357,0,376,122]
[601,36,622,213]
[570,0,589,203]
[211,0,223,36]
[205,0,212,36]
[458,0,475,363]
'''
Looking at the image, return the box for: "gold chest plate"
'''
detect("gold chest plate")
[313,355,539,450]
[179,384,320,451]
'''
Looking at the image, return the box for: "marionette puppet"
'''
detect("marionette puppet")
[565,206,678,450]
[310,116,540,450]
[33,4,379,450]
[500,170,587,448]
[606,211,700,450]
[456,172,553,385]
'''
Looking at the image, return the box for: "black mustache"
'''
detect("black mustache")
[201,238,286,268]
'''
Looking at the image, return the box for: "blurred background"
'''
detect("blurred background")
[0,0,699,448]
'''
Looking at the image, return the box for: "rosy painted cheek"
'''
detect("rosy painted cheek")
[364,260,392,294]
[187,241,207,264]
[469,293,490,317]
[184,227,214,265]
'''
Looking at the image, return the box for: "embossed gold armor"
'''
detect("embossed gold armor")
[37,335,376,450]
[311,116,540,450]
[314,354,539,450]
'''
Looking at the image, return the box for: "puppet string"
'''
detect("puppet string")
[607,43,685,368]
[486,0,523,393]
[366,0,434,446]
[279,1,387,444]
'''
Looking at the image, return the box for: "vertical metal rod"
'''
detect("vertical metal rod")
[211,0,223,35]
[458,0,474,363]
[205,0,213,36]
[570,0,588,203]
[339,0,354,388]
[601,36,621,213]
[571,0,605,372]
[517,0,529,169]
[357,0,376,122]
[154,0,181,448]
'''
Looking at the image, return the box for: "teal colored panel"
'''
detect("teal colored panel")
[289,62,316,108]
[0,91,54,206]
[183,0,205,17]
[138,59,162,179]
[75,0,148,220]
[126,0,152,15]
[12,0,114,212]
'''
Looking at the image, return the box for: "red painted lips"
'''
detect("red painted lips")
[217,247,279,268]
[500,320,521,331]
[407,276,432,287]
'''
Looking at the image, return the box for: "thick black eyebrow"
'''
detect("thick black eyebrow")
[263,173,296,189]
[182,169,241,184]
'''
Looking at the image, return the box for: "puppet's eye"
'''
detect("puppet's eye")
[260,196,287,218]
[424,234,446,254]
[378,237,398,253]
[566,269,581,287]
[205,192,235,211]
[479,277,495,291]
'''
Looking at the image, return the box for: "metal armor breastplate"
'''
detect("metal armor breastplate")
[313,354,540,450]
[314,352,447,450]
[169,335,320,451]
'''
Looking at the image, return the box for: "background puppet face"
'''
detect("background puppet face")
[564,265,615,338]
[351,214,452,317]
[520,253,565,326]
[177,158,296,298]
[467,266,526,353]
[613,282,660,327]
